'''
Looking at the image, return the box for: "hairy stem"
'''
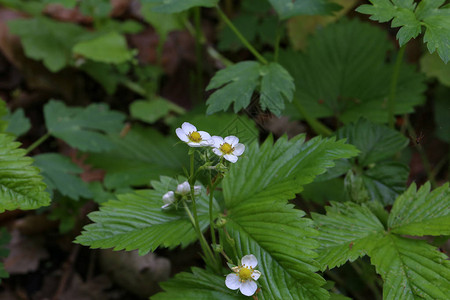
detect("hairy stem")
[25,132,50,155]
[388,45,406,128]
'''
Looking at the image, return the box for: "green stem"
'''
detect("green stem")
[194,7,204,101]
[216,6,268,65]
[292,97,332,136]
[274,21,283,63]
[208,178,222,250]
[388,45,406,128]
[25,132,50,155]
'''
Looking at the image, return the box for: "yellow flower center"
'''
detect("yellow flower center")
[188,131,202,143]
[220,142,234,155]
[238,267,252,281]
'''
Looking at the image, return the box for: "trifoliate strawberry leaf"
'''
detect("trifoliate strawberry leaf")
[223,135,359,208]
[356,0,450,63]
[312,202,385,270]
[85,126,187,189]
[75,177,220,254]
[268,0,341,20]
[44,100,126,152]
[368,235,450,299]
[145,0,218,13]
[206,62,295,116]
[388,182,450,236]
[33,153,92,201]
[8,17,86,72]
[279,18,425,123]
[0,134,50,212]
[153,267,246,299]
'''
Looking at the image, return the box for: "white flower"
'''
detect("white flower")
[211,136,245,163]
[176,181,201,196]
[225,254,261,297]
[161,191,175,209]
[176,122,213,147]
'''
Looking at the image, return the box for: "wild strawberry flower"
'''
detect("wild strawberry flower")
[176,181,201,196]
[176,122,213,147]
[211,135,245,163]
[161,191,175,209]
[225,254,261,296]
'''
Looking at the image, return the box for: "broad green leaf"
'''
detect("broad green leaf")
[301,177,348,204]
[368,235,450,299]
[356,0,450,63]
[145,0,218,13]
[268,0,341,20]
[153,267,245,299]
[130,98,171,124]
[279,19,426,124]
[312,202,385,270]
[33,153,92,201]
[8,17,86,72]
[335,119,408,166]
[206,62,295,116]
[206,61,260,115]
[78,61,120,95]
[75,177,220,254]
[141,3,184,44]
[223,135,359,208]
[44,100,126,152]
[388,182,450,236]
[73,31,133,64]
[0,0,45,15]
[434,87,450,143]
[85,126,186,189]
[225,201,329,299]
[4,109,31,137]
[43,0,77,8]
[0,134,50,212]
[420,52,450,86]
[260,63,295,116]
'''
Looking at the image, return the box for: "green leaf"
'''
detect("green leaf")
[279,18,426,124]
[75,177,220,255]
[141,3,184,44]
[78,61,120,95]
[356,0,450,63]
[388,182,450,236]
[368,234,450,299]
[420,52,450,86]
[0,99,9,133]
[153,267,245,299]
[145,0,218,13]
[85,126,186,189]
[434,87,450,143]
[335,119,408,166]
[268,0,341,20]
[44,100,126,152]
[223,135,359,208]
[4,109,31,137]
[8,17,86,72]
[73,31,133,64]
[259,63,295,116]
[33,153,92,201]
[206,61,260,114]
[312,202,385,270]
[130,98,171,124]
[0,134,50,212]
[218,14,258,51]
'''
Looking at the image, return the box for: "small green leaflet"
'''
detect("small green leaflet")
[0,134,50,212]
[75,177,220,255]
[144,0,218,13]
[3,108,31,137]
[206,61,295,116]
[279,18,425,123]
[313,182,450,299]
[153,267,246,299]
[33,153,92,201]
[268,0,341,20]
[356,0,450,63]
[44,100,126,152]
[73,31,133,64]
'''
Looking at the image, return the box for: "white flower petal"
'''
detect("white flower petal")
[162,191,175,204]
[225,273,240,290]
[199,140,213,146]
[198,131,212,141]
[239,280,257,296]
[176,128,189,142]
[211,136,224,148]
[233,143,245,156]
[212,148,223,156]
[161,203,171,209]
[176,181,190,195]
[193,185,201,196]
[224,154,238,163]
[251,270,261,281]
[241,254,258,268]
[181,122,196,134]
[187,142,203,147]
[224,136,239,146]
